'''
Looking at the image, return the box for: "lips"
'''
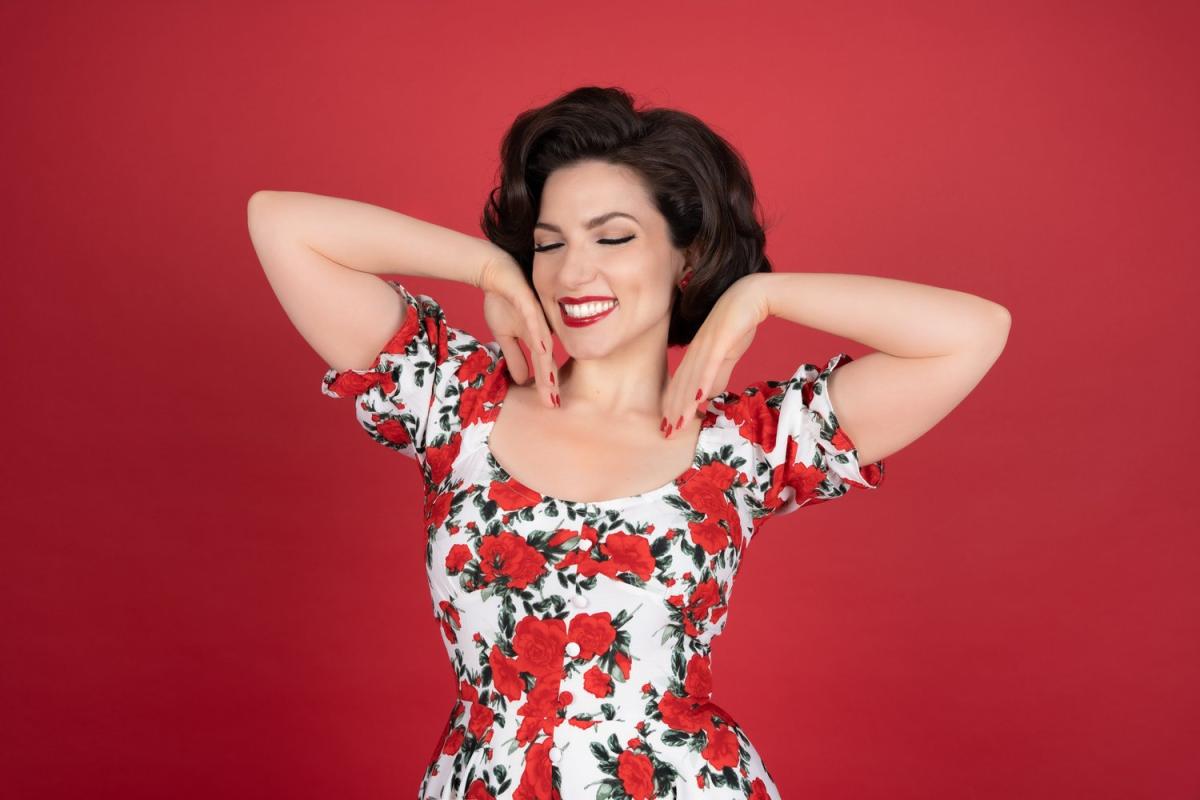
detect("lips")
[560,300,618,328]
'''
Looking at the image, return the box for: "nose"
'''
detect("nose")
[557,245,600,290]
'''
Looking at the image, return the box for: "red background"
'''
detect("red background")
[3,2,1197,798]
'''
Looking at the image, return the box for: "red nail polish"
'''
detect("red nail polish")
[660,417,667,431]
[553,393,560,407]
[675,415,683,429]
[664,423,673,438]
[549,372,555,385]
[695,388,702,401]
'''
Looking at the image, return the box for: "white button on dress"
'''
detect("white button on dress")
[564,641,581,657]
[571,594,589,608]
[548,745,562,763]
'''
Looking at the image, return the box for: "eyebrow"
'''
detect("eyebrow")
[534,211,640,233]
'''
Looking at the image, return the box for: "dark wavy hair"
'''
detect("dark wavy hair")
[480,85,775,347]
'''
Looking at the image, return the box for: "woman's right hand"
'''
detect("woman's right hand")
[475,251,559,408]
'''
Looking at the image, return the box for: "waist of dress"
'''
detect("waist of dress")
[447,684,739,740]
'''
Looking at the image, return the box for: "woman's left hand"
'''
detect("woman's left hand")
[662,273,771,438]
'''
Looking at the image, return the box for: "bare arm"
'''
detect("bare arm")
[245,190,503,372]
[754,272,1011,466]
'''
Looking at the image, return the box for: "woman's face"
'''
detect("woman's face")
[532,159,687,360]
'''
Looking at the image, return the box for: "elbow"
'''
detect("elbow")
[976,303,1012,354]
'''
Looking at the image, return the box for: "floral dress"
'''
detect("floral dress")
[320,281,885,800]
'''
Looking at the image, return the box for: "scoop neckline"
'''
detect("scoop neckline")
[478,362,715,511]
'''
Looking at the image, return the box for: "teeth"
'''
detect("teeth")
[563,300,617,318]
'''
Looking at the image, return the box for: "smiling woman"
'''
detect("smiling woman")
[481,86,775,349]
[255,84,920,800]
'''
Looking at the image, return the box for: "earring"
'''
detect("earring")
[677,270,693,290]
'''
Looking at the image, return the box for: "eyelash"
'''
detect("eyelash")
[533,234,636,253]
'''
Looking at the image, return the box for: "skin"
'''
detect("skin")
[479,158,758,500]
[529,159,693,424]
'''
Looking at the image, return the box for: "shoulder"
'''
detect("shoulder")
[386,281,503,371]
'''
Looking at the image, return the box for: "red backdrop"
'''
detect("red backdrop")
[3,2,1197,798]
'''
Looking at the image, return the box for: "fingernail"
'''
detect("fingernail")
[660,416,667,431]
[553,393,560,407]
[695,388,702,400]
[675,415,683,429]
[549,372,555,385]
[664,423,673,438]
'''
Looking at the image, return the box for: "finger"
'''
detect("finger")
[496,335,529,385]
[664,356,713,439]
[521,301,558,408]
[662,358,689,439]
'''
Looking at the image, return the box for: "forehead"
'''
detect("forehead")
[539,160,653,217]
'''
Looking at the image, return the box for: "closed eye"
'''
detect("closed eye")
[533,234,635,254]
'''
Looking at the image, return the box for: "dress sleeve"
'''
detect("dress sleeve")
[738,352,885,519]
[319,281,494,471]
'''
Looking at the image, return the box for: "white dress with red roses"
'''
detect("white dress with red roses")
[321,281,885,800]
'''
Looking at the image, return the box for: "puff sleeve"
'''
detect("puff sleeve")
[320,281,495,473]
[739,352,885,520]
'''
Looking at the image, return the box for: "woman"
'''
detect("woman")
[247,86,1009,800]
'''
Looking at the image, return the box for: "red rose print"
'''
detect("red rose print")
[478,532,548,590]
[679,461,737,515]
[556,525,602,572]
[512,616,567,678]
[423,314,449,364]
[329,367,396,399]
[457,347,493,389]
[701,724,740,769]
[718,382,785,451]
[616,749,655,800]
[762,436,827,511]
[458,355,505,428]
[684,653,712,699]
[445,543,472,573]
[425,483,455,529]
[597,532,655,580]
[488,645,524,701]
[614,651,631,680]
[513,737,558,800]
[567,613,617,660]
[424,436,462,487]
[680,578,720,637]
[516,679,563,745]
[657,692,709,733]
[373,416,413,448]
[438,600,461,627]
[325,288,863,798]
[489,477,545,510]
[582,665,613,698]
[442,725,465,755]
[725,508,745,550]
[466,778,496,800]
[688,517,729,554]
[468,701,495,740]
[547,529,576,549]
